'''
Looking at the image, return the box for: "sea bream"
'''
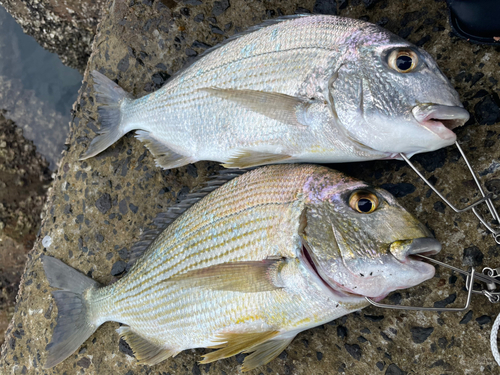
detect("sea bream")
[42,164,441,370]
[81,15,469,169]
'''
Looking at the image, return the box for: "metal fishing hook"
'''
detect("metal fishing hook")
[400,141,500,245]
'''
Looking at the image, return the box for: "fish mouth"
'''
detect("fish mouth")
[388,238,440,298]
[389,237,441,285]
[412,104,469,140]
[299,236,441,302]
[299,241,363,299]
[389,237,441,263]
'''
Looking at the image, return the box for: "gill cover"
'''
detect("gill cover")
[301,182,439,300]
[330,27,468,156]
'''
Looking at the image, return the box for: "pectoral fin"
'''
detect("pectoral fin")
[222,150,291,168]
[200,331,280,363]
[117,326,178,366]
[201,87,312,128]
[241,336,295,371]
[168,259,285,293]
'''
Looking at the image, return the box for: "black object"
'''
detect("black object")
[447,0,500,45]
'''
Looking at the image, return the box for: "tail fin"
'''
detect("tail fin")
[80,70,133,160]
[42,256,102,368]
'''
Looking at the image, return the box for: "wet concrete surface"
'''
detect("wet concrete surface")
[1,0,500,374]
[0,6,82,169]
[0,0,105,73]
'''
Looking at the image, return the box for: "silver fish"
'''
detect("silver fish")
[42,164,440,370]
[81,15,468,169]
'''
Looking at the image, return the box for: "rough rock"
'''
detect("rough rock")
[0,0,106,73]
[410,326,434,344]
[1,0,500,374]
[0,112,51,346]
[0,112,52,246]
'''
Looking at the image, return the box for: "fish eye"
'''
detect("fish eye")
[349,191,379,214]
[388,49,418,73]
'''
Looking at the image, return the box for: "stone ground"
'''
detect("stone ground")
[0,112,52,348]
[1,0,500,374]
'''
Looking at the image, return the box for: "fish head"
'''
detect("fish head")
[300,172,440,302]
[330,24,469,158]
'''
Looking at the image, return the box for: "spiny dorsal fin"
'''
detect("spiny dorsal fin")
[241,336,295,372]
[201,88,312,128]
[135,130,195,169]
[128,168,249,264]
[117,326,178,365]
[222,150,291,169]
[166,259,285,293]
[200,331,280,364]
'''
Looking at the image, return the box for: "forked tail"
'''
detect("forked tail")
[42,256,103,368]
[80,70,134,160]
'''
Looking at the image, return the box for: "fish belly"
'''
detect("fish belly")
[98,261,360,352]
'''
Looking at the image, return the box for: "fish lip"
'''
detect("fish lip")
[299,241,362,298]
[406,237,441,257]
[390,237,441,263]
[392,238,440,288]
[412,104,470,140]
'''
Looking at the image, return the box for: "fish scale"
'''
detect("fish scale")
[84,165,357,351]
[82,15,468,168]
[113,191,303,297]
[44,167,441,369]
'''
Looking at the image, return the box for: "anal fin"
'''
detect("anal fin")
[135,130,194,169]
[117,326,178,366]
[200,331,279,364]
[241,336,295,371]
[222,150,291,168]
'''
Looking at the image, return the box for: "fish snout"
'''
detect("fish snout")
[389,237,441,262]
[412,104,470,140]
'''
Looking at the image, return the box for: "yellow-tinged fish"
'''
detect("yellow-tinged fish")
[42,164,440,370]
[81,15,469,169]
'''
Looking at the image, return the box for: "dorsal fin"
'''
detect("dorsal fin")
[128,168,248,264]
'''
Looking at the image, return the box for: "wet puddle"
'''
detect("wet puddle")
[0,5,82,169]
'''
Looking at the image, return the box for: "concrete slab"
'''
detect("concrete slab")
[1,0,500,374]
